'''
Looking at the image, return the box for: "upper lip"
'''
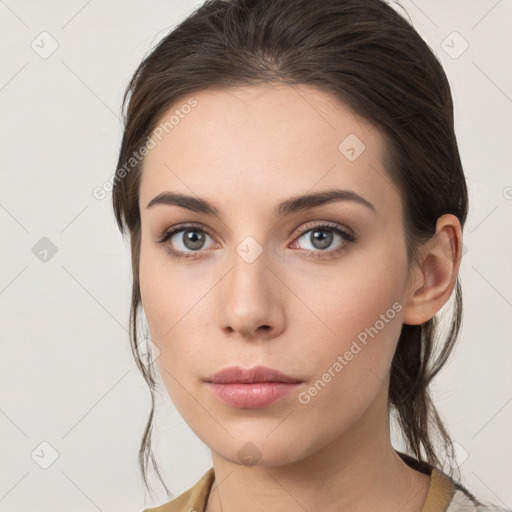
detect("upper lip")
[205,365,302,384]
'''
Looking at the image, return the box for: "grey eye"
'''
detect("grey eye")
[171,229,214,252]
[296,228,343,251]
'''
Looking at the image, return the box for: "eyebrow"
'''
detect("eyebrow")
[146,188,377,218]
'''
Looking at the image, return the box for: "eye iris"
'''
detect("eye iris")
[311,229,333,249]
[183,229,205,250]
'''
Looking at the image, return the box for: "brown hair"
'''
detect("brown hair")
[112,0,468,496]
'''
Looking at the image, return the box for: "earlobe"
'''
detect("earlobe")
[402,214,462,326]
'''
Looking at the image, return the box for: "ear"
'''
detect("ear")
[402,214,463,326]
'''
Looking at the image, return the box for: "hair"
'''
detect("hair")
[112,0,469,498]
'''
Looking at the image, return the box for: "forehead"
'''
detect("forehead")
[139,83,400,221]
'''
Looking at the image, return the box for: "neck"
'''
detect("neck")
[205,384,431,512]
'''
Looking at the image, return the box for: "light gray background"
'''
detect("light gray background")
[0,1,511,511]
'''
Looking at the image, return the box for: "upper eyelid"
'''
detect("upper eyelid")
[296,220,355,237]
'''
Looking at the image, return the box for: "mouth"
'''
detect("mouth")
[204,365,303,409]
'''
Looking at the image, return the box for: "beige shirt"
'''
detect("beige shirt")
[143,464,463,512]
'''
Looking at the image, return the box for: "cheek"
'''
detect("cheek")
[138,247,211,371]
[139,242,187,335]
[292,247,407,391]
[301,250,404,336]
[292,270,404,436]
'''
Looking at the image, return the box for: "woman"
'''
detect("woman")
[112,0,510,510]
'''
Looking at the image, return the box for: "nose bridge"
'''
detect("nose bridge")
[218,235,283,337]
[227,237,270,307]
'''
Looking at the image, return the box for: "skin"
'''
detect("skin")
[138,83,462,512]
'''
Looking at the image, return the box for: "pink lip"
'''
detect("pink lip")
[205,365,301,384]
[206,382,301,409]
[204,365,303,409]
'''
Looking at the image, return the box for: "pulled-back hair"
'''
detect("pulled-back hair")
[112,0,468,496]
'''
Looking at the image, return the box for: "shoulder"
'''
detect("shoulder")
[396,451,509,512]
[445,476,510,512]
[141,467,215,512]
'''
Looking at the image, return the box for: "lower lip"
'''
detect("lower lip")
[206,382,301,409]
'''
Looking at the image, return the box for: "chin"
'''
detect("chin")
[204,430,317,468]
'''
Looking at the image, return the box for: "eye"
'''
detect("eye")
[156,221,356,260]
[291,222,356,259]
[156,223,216,260]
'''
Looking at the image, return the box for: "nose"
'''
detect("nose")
[217,244,285,341]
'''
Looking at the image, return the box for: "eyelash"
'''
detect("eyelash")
[156,221,356,260]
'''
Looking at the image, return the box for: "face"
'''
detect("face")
[138,83,412,467]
